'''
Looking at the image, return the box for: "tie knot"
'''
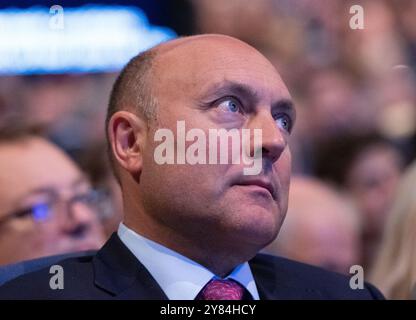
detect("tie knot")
[196,279,245,300]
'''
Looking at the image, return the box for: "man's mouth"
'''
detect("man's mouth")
[233,178,277,200]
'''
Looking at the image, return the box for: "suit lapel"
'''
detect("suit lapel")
[249,255,323,299]
[93,233,168,300]
[249,257,298,299]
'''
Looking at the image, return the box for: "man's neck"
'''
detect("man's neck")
[122,217,256,277]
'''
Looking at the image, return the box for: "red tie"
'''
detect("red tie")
[196,279,245,300]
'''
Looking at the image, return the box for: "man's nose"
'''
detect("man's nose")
[247,110,286,164]
[59,202,97,238]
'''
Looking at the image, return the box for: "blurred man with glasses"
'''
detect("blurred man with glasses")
[0,124,106,265]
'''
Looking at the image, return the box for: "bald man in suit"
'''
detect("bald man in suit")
[0,35,383,300]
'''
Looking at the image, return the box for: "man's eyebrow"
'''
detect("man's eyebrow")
[71,175,89,189]
[199,80,296,123]
[200,80,295,114]
[15,176,89,205]
[200,80,260,104]
[272,99,296,120]
[15,188,57,206]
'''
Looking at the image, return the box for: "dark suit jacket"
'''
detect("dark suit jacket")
[0,233,384,299]
[0,251,96,286]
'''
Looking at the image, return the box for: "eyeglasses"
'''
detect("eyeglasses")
[0,189,112,228]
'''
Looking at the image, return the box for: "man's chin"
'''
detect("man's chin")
[226,211,282,249]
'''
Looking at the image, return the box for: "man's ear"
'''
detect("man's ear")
[108,111,147,175]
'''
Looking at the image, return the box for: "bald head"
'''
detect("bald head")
[154,34,273,66]
[107,34,284,123]
[151,35,288,122]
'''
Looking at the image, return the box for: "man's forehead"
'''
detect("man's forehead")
[152,35,289,99]
[0,138,83,188]
[0,139,88,213]
[154,35,274,73]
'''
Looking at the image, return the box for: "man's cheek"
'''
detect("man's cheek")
[276,149,292,179]
[275,150,291,203]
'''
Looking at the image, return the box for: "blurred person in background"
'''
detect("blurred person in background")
[370,66,416,164]
[304,66,376,142]
[0,123,106,265]
[315,133,405,269]
[264,176,360,275]
[370,160,416,299]
[77,143,123,238]
[10,73,123,237]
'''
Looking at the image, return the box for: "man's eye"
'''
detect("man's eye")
[275,114,292,132]
[14,203,51,221]
[14,208,34,219]
[217,98,242,113]
[31,203,51,221]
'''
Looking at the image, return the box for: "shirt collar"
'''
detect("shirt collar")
[117,223,260,300]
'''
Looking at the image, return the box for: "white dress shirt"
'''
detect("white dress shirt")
[117,223,260,300]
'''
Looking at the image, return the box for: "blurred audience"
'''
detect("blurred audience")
[0,123,106,265]
[314,133,405,269]
[264,176,360,275]
[370,161,416,299]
